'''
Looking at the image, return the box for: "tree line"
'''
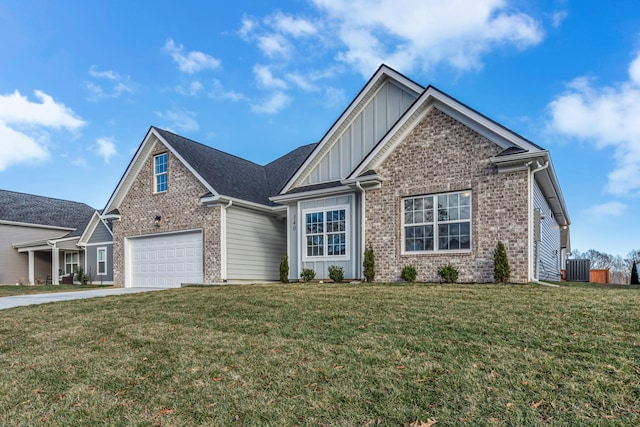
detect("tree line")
[571,249,640,285]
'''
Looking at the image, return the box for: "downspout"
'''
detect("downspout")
[356,181,365,281]
[530,160,549,282]
[220,200,232,282]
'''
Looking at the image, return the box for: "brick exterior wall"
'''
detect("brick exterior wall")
[366,107,530,283]
[112,141,221,286]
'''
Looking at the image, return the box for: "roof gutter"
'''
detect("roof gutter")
[200,194,284,214]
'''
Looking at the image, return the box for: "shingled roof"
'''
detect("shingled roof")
[0,190,96,237]
[154,127,316,206]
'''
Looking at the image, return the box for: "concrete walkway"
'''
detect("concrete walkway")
[0,287,166,310]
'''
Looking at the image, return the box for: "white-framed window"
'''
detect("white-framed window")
[303,205,349,260]
[97,247,107,275]
[402,190,471,253]
[154,153,168,193]
[65,252,79,274]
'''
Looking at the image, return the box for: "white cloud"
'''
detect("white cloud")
[0,90,85,129]
[96,137,117,163]
[87,66,136,101]
[164,39,221,74]
[0,90,85,170]
[309,0,544,75]
[551,11,568,28]
[253,65,288,89]
[268,12,317,37]
[156,109,200,133]
[548,50,640,196]
[176,80,205,96]
[583,201,628,222]
[0,122,48,170]
[209,79,246,102]
[257,34,291,58]
[286,73,318,92]
[71,157,90,169]
[251,91,291,114]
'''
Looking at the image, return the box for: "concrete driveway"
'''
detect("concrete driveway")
[0,287,166,310]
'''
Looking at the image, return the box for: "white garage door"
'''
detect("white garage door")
[127,230,203,288]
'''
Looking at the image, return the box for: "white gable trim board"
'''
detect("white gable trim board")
[124,229,203,288]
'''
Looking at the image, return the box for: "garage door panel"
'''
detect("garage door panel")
[127,231,203,288]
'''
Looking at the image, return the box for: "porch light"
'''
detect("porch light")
[154,215,161,227]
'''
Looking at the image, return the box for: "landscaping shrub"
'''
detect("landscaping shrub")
[363,245,375,282]
[631,260,639,285]
[438,263,459,283]
[279,255,289,283]
[400,265,417,282]
[300,268,315,282]
[328,265,344,282]
[493,241,511,283]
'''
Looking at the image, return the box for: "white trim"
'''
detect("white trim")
[270,185,352,203]
[64,251,80,275]
[78,211,113,246]
[153,152,168,193]
[221,200,232,281]
[400,190,473,255]
[301,204,351,262]
[201,195,283,214]
[85,241,113,247]
[97,246,108,276]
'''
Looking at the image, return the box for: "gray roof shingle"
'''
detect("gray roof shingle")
[153,127,316,206]
[0,190,95,237]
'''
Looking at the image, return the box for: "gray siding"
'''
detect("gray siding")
[85,244,113,283]
[293,194,358,280]
[88,220,113,244]
[303,81,417,185]
[534,181,561,281]
[0,223,65,284]
[226,207,286,281]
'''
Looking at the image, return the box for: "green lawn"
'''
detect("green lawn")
[0,284,113,297]
[0,283,639,426]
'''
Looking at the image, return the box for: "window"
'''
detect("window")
[154,153,168,193]
[304,206,348,259]
[97,247,107,275]
[403,191,471,253]
[65,252,79,274]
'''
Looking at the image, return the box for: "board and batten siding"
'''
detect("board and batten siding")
[293,194,358,281]
[303,81,417,185]
[225,206,286,281]
[534,181,561,281]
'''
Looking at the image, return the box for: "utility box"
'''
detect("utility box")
[566,259,590,282]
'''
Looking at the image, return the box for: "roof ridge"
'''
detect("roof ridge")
[153,126,265,168]
[0,189,94,209]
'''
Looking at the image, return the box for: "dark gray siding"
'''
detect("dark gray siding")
[88,220,112,244]
[85,244,113,283]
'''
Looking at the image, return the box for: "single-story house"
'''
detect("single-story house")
[103,64,570,288]
[0,190,114,285]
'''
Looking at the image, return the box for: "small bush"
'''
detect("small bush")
[631,261,639,285]
[438,263,459,283]
[300,268,316,283]
[76,267,88,286]
[279,255,289,283]
[328,265,344,282]
[493,241,511,283]
[363,245,375,282]
[400,265,417,282]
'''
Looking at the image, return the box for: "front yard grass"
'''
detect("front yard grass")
[0,283,639,425]
[0,284,112,297]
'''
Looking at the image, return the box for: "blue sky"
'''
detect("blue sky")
[0,0,639,257]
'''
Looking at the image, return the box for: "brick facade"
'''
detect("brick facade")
[366,107,530,283]
[112,141,222,286]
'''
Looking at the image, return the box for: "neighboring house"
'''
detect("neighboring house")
[104,64,569,288]
[0,190,113,285]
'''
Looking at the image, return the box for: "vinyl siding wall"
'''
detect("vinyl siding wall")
[303,81,417,185]
[226,206,286,281]
[85,244,113,282]
[534,181,561,281]
[0,223,66,284]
